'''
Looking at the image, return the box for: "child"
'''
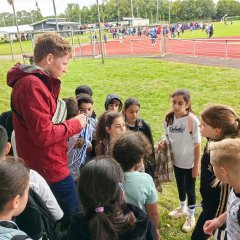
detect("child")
[75,85,96,119]
[64,96,96,181]
[160,89,201,233]
[0,157,31,239]
[0,125,63,238]
[123,97,155,177]
[95,111,126,156]
[113,131,160,239]
[59,156,158,240]
[105,94,123,112]
[192,105,240,240]
[7,33,86,228]
[203,138,240,240]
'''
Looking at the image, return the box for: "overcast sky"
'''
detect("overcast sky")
[0,0,99,16]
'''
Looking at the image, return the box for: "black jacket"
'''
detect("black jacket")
[200,141,230,216]
[59,203,157,240]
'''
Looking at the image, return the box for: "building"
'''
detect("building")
[123,17,150,26]
[31,18,80,31]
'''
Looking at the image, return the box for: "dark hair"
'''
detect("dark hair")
[123,97,140,112]
[63,98,78,120]
[34,33,72,63]
[105,94,123,111]
[76,93,93,109]
[165,89,193,126]
[79,157,136,240]
[96,111,124,143]
[75,85,93,96]
[0,157,29,212]
[201,105,240,140]
[0,125,8,157]
[113,131,151,171]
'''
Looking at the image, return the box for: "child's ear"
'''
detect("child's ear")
[105,126,111,134]
[215,128,222,137]
[4,142,11,156]
[12,195,21,210]
[220,166,228,177]
[46,53,53,65]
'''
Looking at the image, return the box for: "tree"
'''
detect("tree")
[65,3,81,22]
[216,0,240,19]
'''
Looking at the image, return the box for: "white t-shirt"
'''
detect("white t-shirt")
[164,114,201,169]
[226,189,240,240]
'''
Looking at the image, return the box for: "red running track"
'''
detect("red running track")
[75,36,240,59]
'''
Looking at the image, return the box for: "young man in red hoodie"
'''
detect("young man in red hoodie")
[7,33,86,228]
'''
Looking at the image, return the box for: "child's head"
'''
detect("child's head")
[63,97,79,120]
[123,97,140,125]
[209,138,240,185]
[105,94,123,112]
[0,125,11,159]
[77,93,94,118]
[113,131,151,171]
[78,156,135,240]
[0,157,29,218]
[75,85,93,97]
[200,105,240,140]
[165,89,192,125]
[33,33,72,78]
[96,112,126,142]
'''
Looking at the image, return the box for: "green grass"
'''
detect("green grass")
[1,58,240,239]
[180,20,240,39]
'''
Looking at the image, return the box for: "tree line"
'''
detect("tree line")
[1,0,240,27]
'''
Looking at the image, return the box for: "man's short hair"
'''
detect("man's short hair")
[76,93,93,108]
[0,125,8,157]
[34,33,72,63]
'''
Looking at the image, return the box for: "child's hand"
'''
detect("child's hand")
[203,218,222,235]
[192,165,200,178]
[158,140,166,151]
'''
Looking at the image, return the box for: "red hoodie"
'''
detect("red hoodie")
[7,63,82,183]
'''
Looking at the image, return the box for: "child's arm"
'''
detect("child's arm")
[203,212,227,235]
[192,143,201,178]
[145,203,160,239]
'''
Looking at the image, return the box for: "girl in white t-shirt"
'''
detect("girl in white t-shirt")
[159,89,201,233]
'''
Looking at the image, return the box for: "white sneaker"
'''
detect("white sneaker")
[168,207,187,219]
[182,215,196,233]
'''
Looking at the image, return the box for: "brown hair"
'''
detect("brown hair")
[96,111,124,143]
[165,89,193,126]
[201,105,240,140]
[113,131,151,171]
[76,93,94,108]
[63,97,78,120]
[0,125,8,158]
[209,138,240,174]
[0,157,29,211]
[79,157,136,240]
[34,33,72,63]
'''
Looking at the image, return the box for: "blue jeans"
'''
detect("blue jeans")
[49,175,80,228]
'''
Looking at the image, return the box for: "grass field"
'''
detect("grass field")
[1,58,240,239]
[1,20,240,56]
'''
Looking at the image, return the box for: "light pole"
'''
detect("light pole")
[7,0,25,62]
[130,0,134,25]
[136,7,139,18]
[96,0,104,64]
[52,0,59,31]
[168,0,171,25]
[156,0,158,24]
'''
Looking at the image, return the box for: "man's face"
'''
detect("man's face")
[48,53,71,78]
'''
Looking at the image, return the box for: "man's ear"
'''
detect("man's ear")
[46,53,53,65]
[4,142,11,156]
[220,166,228,177]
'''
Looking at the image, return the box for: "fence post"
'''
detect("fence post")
[159,38,162,55]
[169,38,171,54]
[90,30,95,59]
[130,40,133,55]
[77,33,83,57]
[103,42,107,56]
[71,30,76,61]
[225,40,228,60]
[193,39,196,57]
[9,35,14,61]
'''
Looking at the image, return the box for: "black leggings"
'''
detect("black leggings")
[174,165,196,209]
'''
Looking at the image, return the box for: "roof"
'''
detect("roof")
[31,18,67,26]
[46,21,80,26]
[0,25,33,34]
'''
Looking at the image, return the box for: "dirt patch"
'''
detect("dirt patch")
[155,54,240,69]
